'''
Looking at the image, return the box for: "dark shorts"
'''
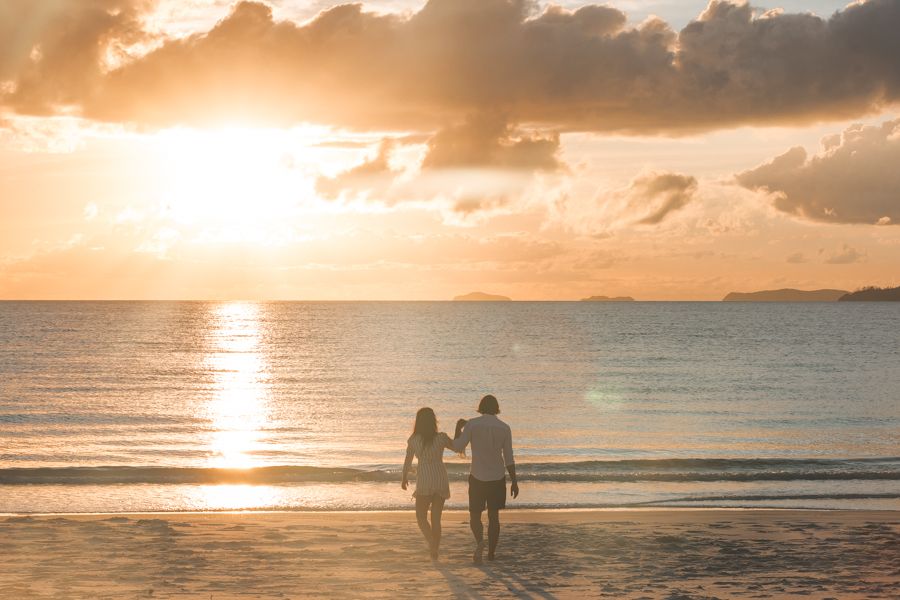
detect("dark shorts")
[468,475,506,512]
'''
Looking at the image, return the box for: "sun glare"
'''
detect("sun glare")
[154,127,322,244]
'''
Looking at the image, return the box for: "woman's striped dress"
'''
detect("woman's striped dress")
[405,432,451,499]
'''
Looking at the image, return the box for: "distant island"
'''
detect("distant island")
[452,291,511,302]
[838,286,900,301]
[723,289,848,302]
[580,295,635,302]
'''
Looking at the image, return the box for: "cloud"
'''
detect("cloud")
[674,0,900,127]
[589,171,698,229]
[0,114,96,153]
[3,0,900,133]
[421,114,561,171]
[0,0,152,114]
[0,225,586,299]
[825,243,866,265]
[83,203,99,221]
[314,114,565,217]
[736,119,900,225]
[786,252,807,264]
[550,168,708,236]
[316,139,398,200]
[628,172,699,225]
[317,113,561,201]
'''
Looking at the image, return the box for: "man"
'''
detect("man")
[452,394,519,564]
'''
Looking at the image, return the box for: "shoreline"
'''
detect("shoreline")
[3,509,898,598]
[3,505,899,518]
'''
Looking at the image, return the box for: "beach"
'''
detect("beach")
[2,509,898,599]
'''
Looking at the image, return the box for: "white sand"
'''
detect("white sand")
[1,509,898,599]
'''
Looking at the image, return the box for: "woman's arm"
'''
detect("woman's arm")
[442,431,455,450]
[450,419,470,453]
[401,443,415,490]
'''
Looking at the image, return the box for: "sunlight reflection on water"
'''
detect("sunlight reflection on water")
[205,303,272,470]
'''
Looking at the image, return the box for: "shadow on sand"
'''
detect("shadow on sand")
[436,563,559,600]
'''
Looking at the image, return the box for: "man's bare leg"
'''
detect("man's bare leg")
[469,508,485,564]
[487,508,500,560]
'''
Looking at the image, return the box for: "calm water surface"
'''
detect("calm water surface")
[1,301,898,512]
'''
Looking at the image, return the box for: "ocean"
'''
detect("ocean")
[1,301,898,513]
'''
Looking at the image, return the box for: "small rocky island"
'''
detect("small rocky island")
[452,291,512,301]
[723,289,848,302]
[838,286,900,301]
[580,295,635,302]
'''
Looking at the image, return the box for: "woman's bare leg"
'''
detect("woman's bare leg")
[415,495,433,553]
[430,496,445,559]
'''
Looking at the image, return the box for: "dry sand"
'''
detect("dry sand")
[1,509,898,599]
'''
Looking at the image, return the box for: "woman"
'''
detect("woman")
[401,407,456,560]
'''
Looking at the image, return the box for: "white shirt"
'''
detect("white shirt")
[451,414,514,482]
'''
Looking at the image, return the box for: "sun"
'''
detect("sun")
[152,126,321,244]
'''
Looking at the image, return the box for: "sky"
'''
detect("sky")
[1,0,898,300]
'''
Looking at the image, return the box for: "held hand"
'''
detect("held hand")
[401,479,408,491]
[510,481,519,499]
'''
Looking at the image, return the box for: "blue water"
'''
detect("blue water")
[1,301,898,512]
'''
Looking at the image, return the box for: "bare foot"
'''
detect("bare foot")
[473,541,485,565]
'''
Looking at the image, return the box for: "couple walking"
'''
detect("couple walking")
[401,394,518,564]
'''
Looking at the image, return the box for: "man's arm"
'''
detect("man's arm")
[504,428,518,498]
[507,464,518,499]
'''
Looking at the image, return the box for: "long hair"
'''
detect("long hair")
[413,407,438,446]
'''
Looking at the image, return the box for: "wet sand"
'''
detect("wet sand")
[1,509,898,599]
